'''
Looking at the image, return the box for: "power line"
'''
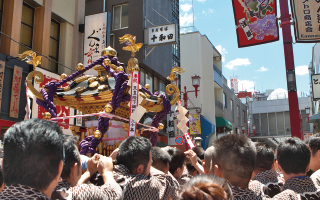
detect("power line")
[146,2,171,24]
[0,31,76,72]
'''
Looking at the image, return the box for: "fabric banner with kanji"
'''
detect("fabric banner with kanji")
[231,0,279,47]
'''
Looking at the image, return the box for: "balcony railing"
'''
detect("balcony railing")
[215,99,223,110]
[214,64,221,76]
[214,64,223,88]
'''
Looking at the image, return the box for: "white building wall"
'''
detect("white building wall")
[180,32,216,126]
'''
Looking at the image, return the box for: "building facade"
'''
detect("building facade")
[0,0,85,140]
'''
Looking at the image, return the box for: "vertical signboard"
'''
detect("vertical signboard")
[0,61,5,111]
[128,72,140,136]
[230,76,238,93]
[84,12,110,75]
[9,66,23,118]
[291,0,320,42]
[231,0,279,47]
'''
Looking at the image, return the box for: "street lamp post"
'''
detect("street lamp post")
[194,137,203,147]
[241,125,245,135]
[182,74,201,108]
[300,107,311,138]
[252,124,256,136]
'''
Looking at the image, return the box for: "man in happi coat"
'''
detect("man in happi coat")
[273,137,320,200]
[213,134,270,200]
[250,142,284,197]
[0,119,64,200]
[52,136,122,200]
[112,136,180,200]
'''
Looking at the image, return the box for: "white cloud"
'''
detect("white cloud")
[238,80,255,92]
[180,13,193,27]
[295,65,309,75]
[181,3,192,12]
[227,79,255,92]
[216,45,228,62]
[208,8,214,13]
[225,58,251,70]
[256,66,268,72]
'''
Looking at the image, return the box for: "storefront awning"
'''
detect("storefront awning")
[216,117,233,130]
[308,113,320,123]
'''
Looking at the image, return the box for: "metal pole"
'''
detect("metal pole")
[184,86,188,108]
[279,0,301,139]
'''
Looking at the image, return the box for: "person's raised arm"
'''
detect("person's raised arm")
[77,153,100,185]
[98,156,116,184]
[185,150,205,175]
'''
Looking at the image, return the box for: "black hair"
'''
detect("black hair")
[166,147,186,175]
[277,137,311,174]
[213,134,256,181]
[192,146,205,160]
[61,135,80,179]
[307,134,320,157]
[0,169,3,187]
[254,142,275,171]
[115,136,152,174]
[151,147,171,172]
[3,119,64,190]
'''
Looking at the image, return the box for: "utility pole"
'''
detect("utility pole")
[279,0,301,139]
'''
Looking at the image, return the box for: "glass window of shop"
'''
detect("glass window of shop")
[20,3,34,54]
[113,4,129,29]
[140,68,145,86]
[146,72,153,92]
[159,80,166,94]
[154,76,159,92]
[48,19,60,73]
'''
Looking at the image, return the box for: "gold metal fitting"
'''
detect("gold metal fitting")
[60,73,67,80]
[88,77,97,83]
[158,123,164,130]
[43,112,51,120]
[99,76,107,82]
[103,58,111,66]
[144,84,150,90]
[104,104,113,113]
[98,85,108,92]
[117,66,124,72]
[94,130,102,139]
[77,63,84,71]
[101,46,117,57]
[89,81,99,90]
[75,86,86,94]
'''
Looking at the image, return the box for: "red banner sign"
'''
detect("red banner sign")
[10,66,22,118]
[231,0,279,47]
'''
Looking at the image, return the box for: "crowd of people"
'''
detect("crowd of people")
[0,118,320,199]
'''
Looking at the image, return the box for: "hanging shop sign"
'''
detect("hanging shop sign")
[144,23,178,46]
[231,0,279,47]
[31,67,74,135]
[84,12,111,74]
[291,0,320,42]
[9,66,23,118]
[188,114,202,135]
[311,74,320,100]
[0,61,5,111]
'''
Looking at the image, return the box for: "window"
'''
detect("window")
[223,93,226,108]
[0,0,4,32]
[230,100,233,122]
[159,80,166,94]
[113,4,129,29]
[154,76,159,92]
[20,3,34,53]
[146,72,153,92]
[48,19,60,73]
[140,68,146,86]
[237,106,239,117]
[243,111,245,122]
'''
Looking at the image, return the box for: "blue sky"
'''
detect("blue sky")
[179,0,313,96]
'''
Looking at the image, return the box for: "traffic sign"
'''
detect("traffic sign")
[175,136,184,145]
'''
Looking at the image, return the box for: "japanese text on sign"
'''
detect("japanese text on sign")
[9,66,23,118]
[128,72,140,136]
[145,23,177,46]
